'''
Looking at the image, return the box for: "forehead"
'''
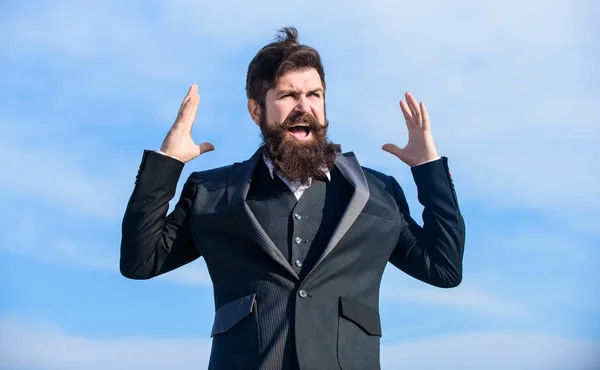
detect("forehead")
[274,68,323,91]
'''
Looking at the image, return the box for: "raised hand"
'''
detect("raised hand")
[160,84,214,163]
[382,92,439,167]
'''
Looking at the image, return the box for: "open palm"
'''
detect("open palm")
[382,92,439,167]
[160,84,214,163]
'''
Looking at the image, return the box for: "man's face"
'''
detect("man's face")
[261,68,326,140]
[249,68,336,183]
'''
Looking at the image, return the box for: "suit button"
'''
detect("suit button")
[295,260,302,267]
[298,289,308,298]
[294,213,302,220]
[295,237,302,244]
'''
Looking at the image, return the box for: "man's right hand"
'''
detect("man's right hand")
[159,84,215,163]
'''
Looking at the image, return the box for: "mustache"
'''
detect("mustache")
[279,112,326,130]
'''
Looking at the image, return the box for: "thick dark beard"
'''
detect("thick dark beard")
[260,112,337,184]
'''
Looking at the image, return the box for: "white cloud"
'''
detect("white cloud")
[1,316,597,370]
[2,236,211,287]
[381,283,527,316]
[1,5,597,368]
[0,316,212,370]
[377,222,600,319]
[0,140,127,221]
[3,242,211,287]
[381,331,600,370]
[0,207,212,286]
[2,0,597,223]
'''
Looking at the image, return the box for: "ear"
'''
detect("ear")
[247,99,261,126]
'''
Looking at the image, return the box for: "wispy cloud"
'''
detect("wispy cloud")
[381,331,600,370]
[0,316,212,370]
[1,234,210,286]
[2,0,597,222]
[381,284,527,316]
[0,139,127,221]
[379,222,600,318]
[0,2,597,365]
[2,316,597,370]
[0,206,211,286]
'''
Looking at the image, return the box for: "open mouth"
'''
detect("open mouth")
[288,125,313,140]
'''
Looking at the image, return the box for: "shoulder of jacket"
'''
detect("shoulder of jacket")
[361,166,394,186]
[190,163,234,186]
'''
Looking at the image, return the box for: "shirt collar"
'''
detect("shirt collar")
[262,153,331,184]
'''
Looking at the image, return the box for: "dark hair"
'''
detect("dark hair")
[245,27,326,108]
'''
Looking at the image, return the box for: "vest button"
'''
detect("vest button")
[294,237,302,244]
[298,289,308,298]
[294,213,302,220]
[295,260,302,267]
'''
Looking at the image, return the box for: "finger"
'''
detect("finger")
[176,97,191,121]
[420,101,431,131]
[173,98,193,130]
[399,100,414,128]
[174,85,197,126]
[406,92,422,127]
[177,84,196,115]
[381,143,403,158]
[183,89,198,120]
[185,92,201,134]
[177,90,200,132]
[198,142,215,154]
[187,83,198,98]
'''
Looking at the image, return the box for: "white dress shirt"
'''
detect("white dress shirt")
[261,154,440,200]
[262,153,331,200]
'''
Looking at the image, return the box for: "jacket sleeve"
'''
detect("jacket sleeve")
[120,150,201,279]
[388,157,466,288]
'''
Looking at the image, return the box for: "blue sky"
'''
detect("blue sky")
[0,0,599,368]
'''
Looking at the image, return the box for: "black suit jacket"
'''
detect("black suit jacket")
[120,147,465,370]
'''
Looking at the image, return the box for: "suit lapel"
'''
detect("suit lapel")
[227,148,300,281]
[311,152,370,270]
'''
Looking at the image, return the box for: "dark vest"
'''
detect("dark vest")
[246,159,353,280]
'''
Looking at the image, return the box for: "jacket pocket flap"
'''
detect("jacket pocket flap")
[211,294,256,337]
[339,297,382,336]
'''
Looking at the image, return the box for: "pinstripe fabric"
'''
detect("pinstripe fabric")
[121,147,466,370]
[228,151,300,281]
[192,148,376,369]
[246,161,299,262]
[310,152,370,272]
[190,149,299,369]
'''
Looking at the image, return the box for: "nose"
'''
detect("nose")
[294,96,311,114]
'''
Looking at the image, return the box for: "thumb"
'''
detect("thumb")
[198,142,215,155]
[382,143,403,158]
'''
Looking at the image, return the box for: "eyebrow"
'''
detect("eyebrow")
[276,88,324,97]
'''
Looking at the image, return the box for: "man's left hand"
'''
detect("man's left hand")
[382,92,440,167]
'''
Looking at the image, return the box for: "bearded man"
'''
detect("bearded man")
[120,27,465,370]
